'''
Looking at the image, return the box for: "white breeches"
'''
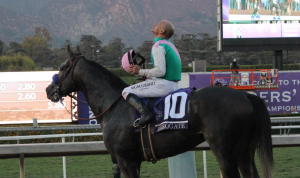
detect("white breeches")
[122,78,179,99]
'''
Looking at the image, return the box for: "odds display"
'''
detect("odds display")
[0,71,72,124]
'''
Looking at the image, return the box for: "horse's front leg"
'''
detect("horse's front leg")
[116,157,142,178]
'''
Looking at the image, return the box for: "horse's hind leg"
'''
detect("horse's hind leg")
[208,144,241,178]
[217,154,241,178]
[116,157,141,178]
[238,141,260,178]
[111,157,121,178]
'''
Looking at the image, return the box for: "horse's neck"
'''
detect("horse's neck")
[75,62,126,124]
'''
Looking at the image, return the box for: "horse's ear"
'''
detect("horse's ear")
[67,45,75,59]
[76,45,82,55]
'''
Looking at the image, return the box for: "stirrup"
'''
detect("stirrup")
[133,118,146,128]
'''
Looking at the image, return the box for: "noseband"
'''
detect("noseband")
[52,55,83,101]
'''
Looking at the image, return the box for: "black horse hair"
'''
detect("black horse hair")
[86,59,129,89]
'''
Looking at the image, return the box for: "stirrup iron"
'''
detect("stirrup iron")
[133,118,146,128]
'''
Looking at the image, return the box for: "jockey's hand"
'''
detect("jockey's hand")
[129,65,140,75]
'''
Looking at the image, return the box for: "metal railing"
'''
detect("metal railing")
[0,133,102,141]
[0,124,101,132]
[1,119,300,178]
[0,125,102,178]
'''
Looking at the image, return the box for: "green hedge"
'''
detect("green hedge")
[110,66,194,76]
[182,66,193,72]
[0,55,35,71]
[108,68,132,77]
[206,64,300,71]
[109,64,300,76]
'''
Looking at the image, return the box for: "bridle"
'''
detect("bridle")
[51,55,123,121]
[52,55,82,101]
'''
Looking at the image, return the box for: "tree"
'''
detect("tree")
[35,26,52,42]
[33,47,56,67]
[136,41,152,68]
[61,40,73,51]
[22,36,48,58]
[22,26,52,58]
[7,42,26,56]
[108,37,125,60]
[0,40,4,56]
[124,45,134,52]
[0,55,35,71]
[22,26,54,66]
[52,40,74,69]
[98,37,125,68]
[79,35,102,61]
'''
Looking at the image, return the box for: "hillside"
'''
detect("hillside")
[0,6,42,43]
[0,0,217,47]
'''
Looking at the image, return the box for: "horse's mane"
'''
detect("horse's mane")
[86,59,129,89]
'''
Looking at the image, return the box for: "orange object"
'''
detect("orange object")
[211,69,279,91]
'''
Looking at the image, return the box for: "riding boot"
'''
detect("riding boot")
[126,94,154,127]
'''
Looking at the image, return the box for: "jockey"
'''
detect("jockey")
[251,8,260,22]
[122,20,182,127]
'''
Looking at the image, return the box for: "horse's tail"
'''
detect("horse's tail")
[246,93,274,178]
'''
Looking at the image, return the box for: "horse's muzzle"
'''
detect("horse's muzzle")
[47,92,60,102]
[51,93,60,102]
[46,85,60,102]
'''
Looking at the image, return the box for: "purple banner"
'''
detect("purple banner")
[78,92,98,125]
[189,71,300,115]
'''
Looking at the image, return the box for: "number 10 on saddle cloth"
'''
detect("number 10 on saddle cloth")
[135,87,194,134]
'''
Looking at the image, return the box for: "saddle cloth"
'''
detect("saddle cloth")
[135,87,194,134]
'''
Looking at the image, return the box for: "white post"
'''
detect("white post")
[33,118,38,128]
[203,151,207,178]
[19,153,25,178]
[168,151,197,178]
[62,137,67,178]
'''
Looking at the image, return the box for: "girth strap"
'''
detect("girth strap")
[140,123,160,163]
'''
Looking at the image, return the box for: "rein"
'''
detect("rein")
[67,93,88,104]
[65,95,123,121]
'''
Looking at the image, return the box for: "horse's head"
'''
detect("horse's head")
[46,45,82,102]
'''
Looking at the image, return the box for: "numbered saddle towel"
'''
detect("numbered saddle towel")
[136,87,194,134]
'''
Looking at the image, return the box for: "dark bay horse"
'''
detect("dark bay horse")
[46,46,274,178]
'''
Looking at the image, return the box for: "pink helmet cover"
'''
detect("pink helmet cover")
[121,50,133,73]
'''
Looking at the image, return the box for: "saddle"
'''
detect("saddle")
[136,87,195,163]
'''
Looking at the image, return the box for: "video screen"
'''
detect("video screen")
[223,0,300,38]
